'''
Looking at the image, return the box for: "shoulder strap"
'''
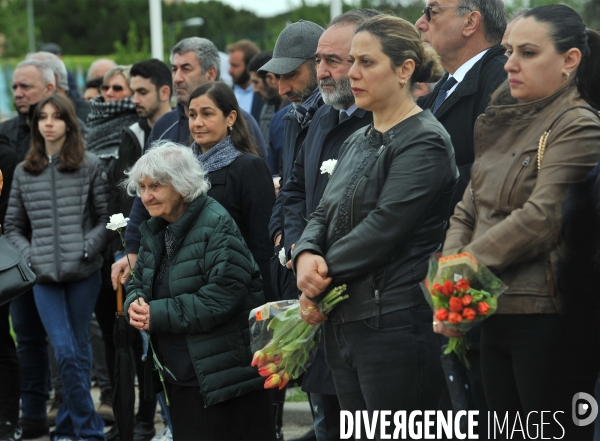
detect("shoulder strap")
[537,106,600,171]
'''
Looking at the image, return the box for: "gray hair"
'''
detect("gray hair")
[327,8,380,28]
[458,0,507,45]
[171,37,221,81]
[104,65,132,84]
[15,59,56,88]
[26,52,68,91]
[124,141,210,203]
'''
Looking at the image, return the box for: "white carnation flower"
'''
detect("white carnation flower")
[279,247,287,266]
[106,213,130,231]
[320,159,337,176]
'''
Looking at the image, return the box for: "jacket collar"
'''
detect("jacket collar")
[483,81,579,121]
[432,44,506,117]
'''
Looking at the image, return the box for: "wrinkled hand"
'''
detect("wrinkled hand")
[296,251,331,299]
[129,298,150,331]
[433,317,463,338]
[111,253,138,290]
[298,293,328,325]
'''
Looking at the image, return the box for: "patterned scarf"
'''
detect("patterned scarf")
[85,96,138,162]
[293,88,323,129]
[192,136,241,173]
[157,229,176,281]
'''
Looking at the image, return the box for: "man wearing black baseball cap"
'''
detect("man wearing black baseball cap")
[260,21,323,440]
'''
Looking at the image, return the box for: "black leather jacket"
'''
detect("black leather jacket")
[293,111,458,324]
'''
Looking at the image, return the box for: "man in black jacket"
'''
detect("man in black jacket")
[258,20,324,302]
[279,10,378,441]
[415,1,507,436]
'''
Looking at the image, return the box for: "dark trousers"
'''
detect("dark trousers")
[166,384,276,441]
[481,314,599,441]
[0,301,20,424]
[10,290,49,419]
[325,305,446,440]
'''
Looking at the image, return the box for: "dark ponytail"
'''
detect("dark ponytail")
[524,5,600,108]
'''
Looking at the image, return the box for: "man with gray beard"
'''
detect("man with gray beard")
[279,9,378,441]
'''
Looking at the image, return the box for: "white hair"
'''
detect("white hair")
[27,52,68,91]
[15,59,56,88]
[124,141,210,203]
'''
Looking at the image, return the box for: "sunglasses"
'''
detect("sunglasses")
[421,5,472,22]
[100,84,125,92]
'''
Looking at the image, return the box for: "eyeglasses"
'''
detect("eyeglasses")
[100,84,125,92]
[421,5,472,22]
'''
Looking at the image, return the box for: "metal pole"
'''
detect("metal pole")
[330,0,342,22]
[149,0,164,61]
[27,0,35,53]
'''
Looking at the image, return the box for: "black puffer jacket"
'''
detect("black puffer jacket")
[293,111,458,323]
[4,152,110,282]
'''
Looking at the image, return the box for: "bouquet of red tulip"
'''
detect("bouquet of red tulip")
[422,251,506,367]
[249,285,347,389]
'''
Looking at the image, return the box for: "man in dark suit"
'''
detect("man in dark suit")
[227,39,265,123]
[416,0,507,209]
[279,9,378,441]
[415,1,507,437]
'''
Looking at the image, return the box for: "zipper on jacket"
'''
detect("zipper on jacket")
[507,155,531,205]
[376,144,386,157]
[50,163,61,279]
[374,289,381,328]
[350,176,366,229]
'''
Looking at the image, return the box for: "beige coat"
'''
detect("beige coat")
[444,81,600,314]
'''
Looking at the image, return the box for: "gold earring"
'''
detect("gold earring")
[400,79,407,88]
[564,72,570,82]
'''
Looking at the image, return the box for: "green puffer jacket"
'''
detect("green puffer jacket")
[124,195,266,406]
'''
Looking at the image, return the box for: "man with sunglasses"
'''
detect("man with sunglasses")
[415,1,507,438]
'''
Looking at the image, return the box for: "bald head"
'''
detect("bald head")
[87,58,117,81]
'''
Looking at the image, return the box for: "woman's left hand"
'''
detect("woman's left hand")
[433,319,463,338]
[298,293,328,326]
[128,298,151,331]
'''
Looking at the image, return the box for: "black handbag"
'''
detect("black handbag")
[0,234,36,306]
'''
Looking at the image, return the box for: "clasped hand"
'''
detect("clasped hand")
[296,252,331,325]
[128,298,150,331]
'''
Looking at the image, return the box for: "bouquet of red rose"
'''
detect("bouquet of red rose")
[422,251,506,367]
[248,285,347,389]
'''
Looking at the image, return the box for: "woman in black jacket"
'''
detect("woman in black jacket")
[188,82,275,302]
[5,94,108,441]
[293,15,457,425]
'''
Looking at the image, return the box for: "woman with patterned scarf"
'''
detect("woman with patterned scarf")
[187,82,275,304]
[85,65,138,174]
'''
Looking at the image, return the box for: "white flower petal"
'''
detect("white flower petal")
[106,213,130,230]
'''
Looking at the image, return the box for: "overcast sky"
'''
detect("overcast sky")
[186,0,317,17]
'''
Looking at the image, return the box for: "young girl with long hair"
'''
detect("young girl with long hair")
[5,94,109,441]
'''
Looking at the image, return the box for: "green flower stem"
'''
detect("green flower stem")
[117,228,171,406]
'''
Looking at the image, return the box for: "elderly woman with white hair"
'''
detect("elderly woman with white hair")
[123,143,276,441]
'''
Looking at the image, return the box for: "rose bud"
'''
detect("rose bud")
[462,308,476,321]
[264,374,281,389]
[477,302,491,315]
[448,312,463,324]
[449,296,463,313]
[441,279,455,297]
[435,308,449,321]
[461,294,473,306]
[258,363,277,377]
[455,278,470,292]
[431,283,443,296]
[251,350,267,367]
[279,372,290,390]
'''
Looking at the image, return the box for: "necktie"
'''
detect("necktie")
[432,76,458,113]
[339,110,349,124]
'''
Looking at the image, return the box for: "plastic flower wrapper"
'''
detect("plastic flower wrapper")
[421,251,507,368]
[249,285,347,389]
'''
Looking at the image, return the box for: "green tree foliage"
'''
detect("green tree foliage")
[0,0,31,57]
